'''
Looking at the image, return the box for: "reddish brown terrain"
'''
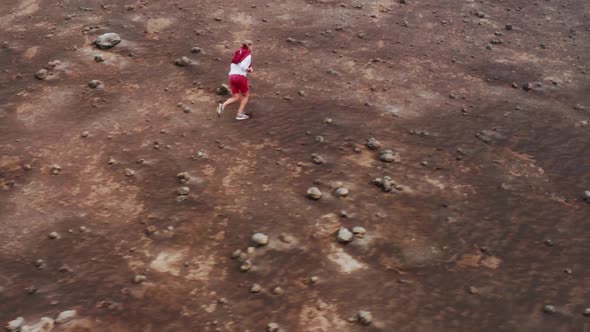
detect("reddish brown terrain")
[1,0,589,331]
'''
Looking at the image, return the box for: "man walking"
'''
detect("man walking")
[217,40,253,120]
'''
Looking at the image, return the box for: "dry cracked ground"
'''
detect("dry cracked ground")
[1,0,590,331]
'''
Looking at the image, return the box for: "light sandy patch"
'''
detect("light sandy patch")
[17,0,40,16]
[146,17,174,34]
[343,148,374,168]
[23,46,39,59]
[326,244,367,273]
[15,87,75,126]
[150,249,187,276]
[299,300,349,331]
[185,254,218,281]
[313,213,341,239]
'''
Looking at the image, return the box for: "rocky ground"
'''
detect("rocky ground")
[1,0,590,331]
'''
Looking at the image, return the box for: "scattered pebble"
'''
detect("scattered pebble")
[176,186,190,196]
[175,56,191,67]
[124,168,135,177]
[48,232,60,240]
[272,286,284,295]
[543,305,556,314]
[334,187,349,198]
[191,47,203,53]
[311,153,325,165]
[251,233,269,246]
[6,317,24,331]
[133,275,147,284]
[51,164,62,175]
[95,33,121,49]
[337,227,354,243]
[306,187,322,200]
[35,69,48,80]
[88,80,101,88]
[468,286,479,294]
[357,310,373,326]
[583,308,590,316]
[177,172,190,184]
[240,260,252,272]
[216,84,230,95]
[352,226,366,237]
[583,191,590,203]
[379,149,400,163]
[267,323,279,332]
[323,118,333,125]
[55,310,77,324]
[80,131,89,138]
[366,137,382,150]
[250,283,262,293]
[94,55,105,62]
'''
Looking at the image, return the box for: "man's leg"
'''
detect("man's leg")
[236,93,249,116]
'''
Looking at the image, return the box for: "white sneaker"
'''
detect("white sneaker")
[216,103,224,117]
[235,114,250,121]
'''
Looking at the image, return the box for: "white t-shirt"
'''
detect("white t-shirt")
[228,55,251,77]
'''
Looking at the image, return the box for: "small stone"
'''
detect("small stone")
[145,225,157,235]
[522,82,533,91]
[190,47,202,53]
[279,233,295,244]
[34,259,45,269]
[583,191,590,203]
[543,305,556,314]
[468,286,479,294]
[310,276,319,284]
[25,286,38,295]
[306,187,322,200]
[311,153,325,164]
[231,249,243,259]
[107,157,116,165]
[94,55,105,62]
[573,104,586,111]
[357,310,373,326]
[298,90,305,96]
[240,260,252,272]
[337,227,354,243]
[133,275,147,284]
[175,56,191,67]
[352,226,366,236]
[323,118,333,125]
[583,308,590,316]
[334,187,349,198]
[315,135,325,143]
[266,323,279,332]
[181,105,191,113]
[272,286,284,295]
[35,69,48,80]
[247,247,255,255]
[88,80,101,88]
[218,297,228,304]
[48,232,60,239]
[23,164,32,171]
[6,317,24,331]
[366,137,382,150]
[544,239,554,247]
[251,233,269,246]
[80,131,89,138]
[124,168,135,177]
[379,150,400,163]
[250,284,262,293]
[95,33,121,49]
[505,24,513,30]
[177,172,190,183]
[176,186,190,195]
[21,317,54,332]
[51,164,62,175]
[55,310,77,324]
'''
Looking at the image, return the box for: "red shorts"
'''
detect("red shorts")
[229,74,249,95]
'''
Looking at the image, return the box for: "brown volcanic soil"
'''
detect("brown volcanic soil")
[1,0,590,331]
